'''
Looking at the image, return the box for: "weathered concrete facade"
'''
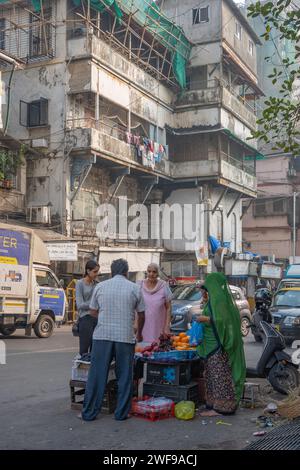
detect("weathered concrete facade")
[242,154,300,263]
[0,0,260,277]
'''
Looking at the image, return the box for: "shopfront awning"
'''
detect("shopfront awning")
[99,248,163,274]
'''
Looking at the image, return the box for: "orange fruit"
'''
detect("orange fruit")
[179,333,186,338]
[181,337,189,343]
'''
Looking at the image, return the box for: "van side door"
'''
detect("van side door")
[34,268,66,321]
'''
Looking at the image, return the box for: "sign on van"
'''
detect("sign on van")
[46,242,78,261]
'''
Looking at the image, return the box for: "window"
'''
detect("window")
[192,6,209,25]
[171,261,193,277]
[20,98,48,127]
[235,22,242,40]
[248,40,254,56]
[273,199,284,213]
[35,269,58,288]
[29,9,52,58]
[254,200,266,216]
[0,18,5,50]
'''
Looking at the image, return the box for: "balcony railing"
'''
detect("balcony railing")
[220,152,255,176]
[66,118,169,174]
[175,78,257,130]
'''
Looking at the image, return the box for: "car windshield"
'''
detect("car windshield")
[273,290,300,307]
[286,265,300,277]
[172,285,202,301]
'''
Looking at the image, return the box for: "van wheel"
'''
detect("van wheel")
[34,315,54,338]
[0,325,16,336]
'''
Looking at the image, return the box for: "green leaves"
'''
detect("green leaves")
[247,0,300,157]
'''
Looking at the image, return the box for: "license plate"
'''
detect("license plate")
[3,316,14,325]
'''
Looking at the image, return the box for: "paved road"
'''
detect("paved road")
[0,327,287,450]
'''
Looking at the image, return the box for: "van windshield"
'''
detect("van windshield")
[35,269,59,288]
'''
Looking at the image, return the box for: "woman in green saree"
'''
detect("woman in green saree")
[196,273,246,416]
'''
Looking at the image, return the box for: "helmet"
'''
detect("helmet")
[255,288,273,307]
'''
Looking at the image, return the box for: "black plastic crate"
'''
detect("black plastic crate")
[143,381,199,404]
[146,361,192,385]
[70,379,117,414]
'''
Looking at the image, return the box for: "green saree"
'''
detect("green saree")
[197,273,246,404]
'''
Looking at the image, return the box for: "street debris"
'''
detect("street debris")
[253,431,267,437]
[216,420,232,426]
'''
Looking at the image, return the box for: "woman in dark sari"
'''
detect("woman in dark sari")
[196,273,246,416]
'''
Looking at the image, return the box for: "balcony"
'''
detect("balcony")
[174,79,257,131]
[67,35,174,105]
[66,119,170,176]
[171,153,256,197]
[0,188,25,213]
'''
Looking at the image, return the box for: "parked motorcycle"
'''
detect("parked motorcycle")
[247,320,299,394]
[251,288,273,342]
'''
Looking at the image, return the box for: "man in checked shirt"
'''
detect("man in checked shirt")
[80,258,145,421]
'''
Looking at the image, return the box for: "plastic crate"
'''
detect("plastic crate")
[146,361,192,385]
[150,350,197,362]
[143,382,199,404]
[70,379,117,414]
[130,396,175,421]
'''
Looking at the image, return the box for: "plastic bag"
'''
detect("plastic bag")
[175,401,195,420]
[188,321,203,346]
[72,320,79,337]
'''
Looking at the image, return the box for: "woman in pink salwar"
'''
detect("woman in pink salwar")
[139,263,173,343]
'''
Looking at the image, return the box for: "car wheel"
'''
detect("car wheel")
[241,317,250,337]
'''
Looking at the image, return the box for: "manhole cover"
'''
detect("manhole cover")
[245,419,300,450]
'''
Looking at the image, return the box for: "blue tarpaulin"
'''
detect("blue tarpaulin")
[208,236,221,254]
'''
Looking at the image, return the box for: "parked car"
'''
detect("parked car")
[170,283,252,337]
[270,287,300,346]
[277,278,300,291]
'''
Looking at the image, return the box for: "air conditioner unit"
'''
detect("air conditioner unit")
[26,206,51,224]
[32,139,48,149]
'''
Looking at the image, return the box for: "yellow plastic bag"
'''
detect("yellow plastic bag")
[175,401,195,420]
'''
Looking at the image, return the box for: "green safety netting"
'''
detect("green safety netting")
[71,0,191,88]
[223,129,265,160]
[0,0,191,88]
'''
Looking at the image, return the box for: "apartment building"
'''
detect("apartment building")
[0,0,261,278]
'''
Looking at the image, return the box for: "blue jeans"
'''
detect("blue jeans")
[82,339,135,421]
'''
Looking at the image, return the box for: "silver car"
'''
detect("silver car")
[170,283,252,337]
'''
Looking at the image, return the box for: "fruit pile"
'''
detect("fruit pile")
[171,332,195,350]
[135,333,173,357]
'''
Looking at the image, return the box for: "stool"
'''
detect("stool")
[242,382,261,408]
